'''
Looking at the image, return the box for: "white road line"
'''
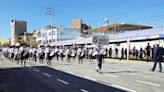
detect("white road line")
[57,79,69,85]
[80,89,89,92]
[112,84,136,92]
[43,73,51,77]
[104,74,119,78]
[136,80,160,87]
[83,76,97,81]
[33,69,40,72]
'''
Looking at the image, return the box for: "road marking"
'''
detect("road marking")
[80,89,89,92]
[112,84,136,92]
[104,74,119,78]
[57,79,69,85]
[33,69,40,72]
[43,73,51,77]
[136,80,160,86]
[83,76,97,81]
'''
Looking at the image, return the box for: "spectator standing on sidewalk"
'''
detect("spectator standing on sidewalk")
[146,43,151,62]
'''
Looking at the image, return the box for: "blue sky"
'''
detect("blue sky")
[0,0,164,39]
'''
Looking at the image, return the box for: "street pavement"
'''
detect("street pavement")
[0,55,125,92]
[0,54,164,92]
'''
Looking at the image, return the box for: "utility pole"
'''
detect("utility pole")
[47,7,55,42]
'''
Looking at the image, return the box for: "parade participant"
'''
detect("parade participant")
[59,46,64,61]
[55,46,59,61]
[45,45,51,65]
[77,47,81,63]
[32,47,37,62]
[14,46,20,64]
[66,47,71,62]
[23,45,30,67]
[37,45,44,63]
[95,45,105,74]
[71,47,76,61]
[9,46,14,62]
[89,48,93,62]
[19,44,24,66]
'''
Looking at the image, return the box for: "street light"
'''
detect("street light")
[47,7,55,42]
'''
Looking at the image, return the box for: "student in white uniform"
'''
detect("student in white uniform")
[96,45,105,74]
[45,45,51,65]
[59,47,64,61]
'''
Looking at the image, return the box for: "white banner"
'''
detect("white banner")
[92,35,109,45]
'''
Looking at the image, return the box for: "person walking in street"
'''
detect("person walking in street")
[45,45,51,66]
[95,45,105,74]
[150,44,163,72]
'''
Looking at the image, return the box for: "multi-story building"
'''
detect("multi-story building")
[10,20,27,45]
[33,25,81,45]
[34,25,57,44]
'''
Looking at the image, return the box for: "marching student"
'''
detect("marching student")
[45,45,51,66]
[71,47,76,61]
[37,46,44,64]
[55,46,59,61]
[66,47,71,62]
[95,45,105,74]
[89,47,94,62]
[59,46,64,61]
[32,47,37,62]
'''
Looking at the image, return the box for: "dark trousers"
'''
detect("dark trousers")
[97,54,103,70]
[152,60,162,72]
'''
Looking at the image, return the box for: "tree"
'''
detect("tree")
[25,38,37,47]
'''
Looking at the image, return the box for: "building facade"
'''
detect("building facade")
[10,20,27,45]
[90,23,153,35]
[33,25,81,45]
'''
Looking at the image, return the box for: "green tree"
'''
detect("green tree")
[25,38,37,47]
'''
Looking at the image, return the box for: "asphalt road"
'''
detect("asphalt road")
[0,66,125,92]
[1,53,164,92]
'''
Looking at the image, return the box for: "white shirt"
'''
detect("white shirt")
[77,48,82,55]
[45,47,50,53]
[59,48,63,53]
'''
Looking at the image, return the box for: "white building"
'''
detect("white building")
[34,25,81,45]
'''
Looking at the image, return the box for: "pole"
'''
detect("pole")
[47,7,55,42]
[51,14,53,42]
[127,40,130,61]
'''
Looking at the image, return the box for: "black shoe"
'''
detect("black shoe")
[99,71,103,74]
[159,71,162,73]
[149,68,154,72]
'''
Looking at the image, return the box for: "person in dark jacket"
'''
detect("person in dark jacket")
[150,44,163,72]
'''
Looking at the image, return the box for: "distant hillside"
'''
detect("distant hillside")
[0,39,9,45]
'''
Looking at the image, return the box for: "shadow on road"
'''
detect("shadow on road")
[0,66,127,92]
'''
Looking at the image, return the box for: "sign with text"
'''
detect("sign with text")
[92,35,109,45]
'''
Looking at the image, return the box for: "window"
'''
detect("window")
[49,32,51,36]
